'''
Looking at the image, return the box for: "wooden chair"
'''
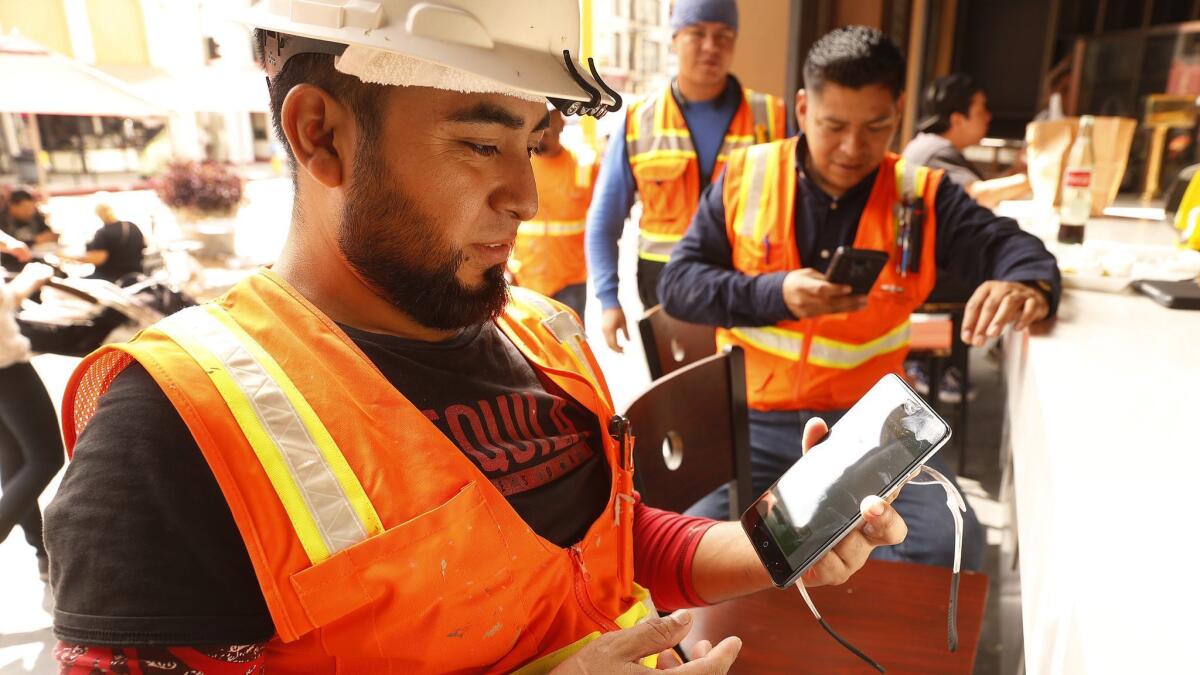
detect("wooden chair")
[909,302,971,475]
[681,560,989,674]
[622,346,753,520]
[637,305,717,380]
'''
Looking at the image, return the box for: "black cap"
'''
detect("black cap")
[916,73,980,134]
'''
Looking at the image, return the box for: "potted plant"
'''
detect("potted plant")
[154,159,245,259]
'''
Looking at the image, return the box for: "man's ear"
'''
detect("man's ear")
[280,84,349,189]
[795,88,808,134]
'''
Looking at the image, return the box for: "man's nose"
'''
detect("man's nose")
[492,156,539,222]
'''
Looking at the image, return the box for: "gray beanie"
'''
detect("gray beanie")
[669,0,738,34]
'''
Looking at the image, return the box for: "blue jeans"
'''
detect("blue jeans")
[685,409,984,571]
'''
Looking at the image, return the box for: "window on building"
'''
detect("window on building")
[644,39,660,74]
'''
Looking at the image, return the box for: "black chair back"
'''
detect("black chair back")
[622,346,753,520]
[638,305,717,380]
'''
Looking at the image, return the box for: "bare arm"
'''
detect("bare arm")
[967,173,1031,209]
[60,249,110,266]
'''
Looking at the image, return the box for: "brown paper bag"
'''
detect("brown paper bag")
[1025,116,1137,216]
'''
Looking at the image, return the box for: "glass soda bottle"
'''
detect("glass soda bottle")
[1057,115,1095,245]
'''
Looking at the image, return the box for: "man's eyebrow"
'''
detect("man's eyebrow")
[446,103,533,130]
[533,112,551,132]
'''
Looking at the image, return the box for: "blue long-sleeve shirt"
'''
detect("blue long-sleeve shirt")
[585,82,742,309]
[659,137,1062,328]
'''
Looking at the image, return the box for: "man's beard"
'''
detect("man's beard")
[337,147,509,331]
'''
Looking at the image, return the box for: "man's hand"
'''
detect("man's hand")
[1,239,32,263]
[782,269,868,319]
[551,609,741,674]
[961,280,1049,347]
[602,306,630,353]
[798,417,908,588]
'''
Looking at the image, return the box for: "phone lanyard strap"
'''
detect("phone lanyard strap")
[793,464,968,672]
[909,464,967,652]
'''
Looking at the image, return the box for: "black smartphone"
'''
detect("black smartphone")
[826,246,889,295]
[741,374,951,588]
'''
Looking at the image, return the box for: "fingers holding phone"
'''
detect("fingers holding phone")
[782,269,868,319]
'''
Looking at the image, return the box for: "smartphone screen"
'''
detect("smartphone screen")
[741,375,950,588]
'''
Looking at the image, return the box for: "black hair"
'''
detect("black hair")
[8,189,34,204]
[253,29,384,172]
[921,73,982,134]
[803,25,906,99]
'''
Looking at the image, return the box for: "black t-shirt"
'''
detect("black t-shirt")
[45,321,610,646]
[86,221,145,282]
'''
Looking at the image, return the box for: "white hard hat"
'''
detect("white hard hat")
[241,0,620,117]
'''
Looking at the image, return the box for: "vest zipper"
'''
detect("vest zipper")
[569,545,620,631]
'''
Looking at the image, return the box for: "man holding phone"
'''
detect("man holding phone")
[660,26,1061,571]
[43,4,908,674]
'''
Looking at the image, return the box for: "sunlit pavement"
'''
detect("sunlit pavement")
[0,185,652,674]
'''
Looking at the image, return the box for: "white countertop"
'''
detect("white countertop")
[998,201,1200,674]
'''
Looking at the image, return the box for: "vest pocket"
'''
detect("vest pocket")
[289,481,523,666]
[632,158,690,225]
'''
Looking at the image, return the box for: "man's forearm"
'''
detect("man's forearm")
[967,174,1030,209]
[689,521,773,604]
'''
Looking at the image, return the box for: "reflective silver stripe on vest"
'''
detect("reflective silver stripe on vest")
[729,326,804,360]
[749,93,771,134]
[510,287,602,387]
[637,233,680,262]
[738,144,773,239]
[627,93,696,161]
[521,220,586,236]
[807,321,912,369]
[158,306,370,555]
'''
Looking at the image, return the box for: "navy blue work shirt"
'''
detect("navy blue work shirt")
[658,136,1062,328]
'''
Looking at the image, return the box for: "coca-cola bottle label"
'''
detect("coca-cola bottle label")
[1064,169,1092,188]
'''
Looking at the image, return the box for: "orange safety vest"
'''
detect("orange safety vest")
[62,270,655,674]
[625,80,787,262]
[717,138,941,412]
[511,148,598,297]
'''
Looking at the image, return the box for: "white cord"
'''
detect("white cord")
[913,465,966,575]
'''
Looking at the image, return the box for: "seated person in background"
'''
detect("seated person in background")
[903,73,1029,400]
[903,74,1029,210]
[58,204,146,283]
[1,189,57,271]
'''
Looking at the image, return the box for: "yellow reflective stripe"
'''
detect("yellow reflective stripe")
[159,305,383,564]
[637,234,678,262]
[157,310,331,563]
[509,288,605,396]
[202,305,383,543]
[730,326,805,361]
[629,148,696,164]
[639,229,683,242]
[511,586,658,675]
[521,220,586,236]
[808,321,912,369]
